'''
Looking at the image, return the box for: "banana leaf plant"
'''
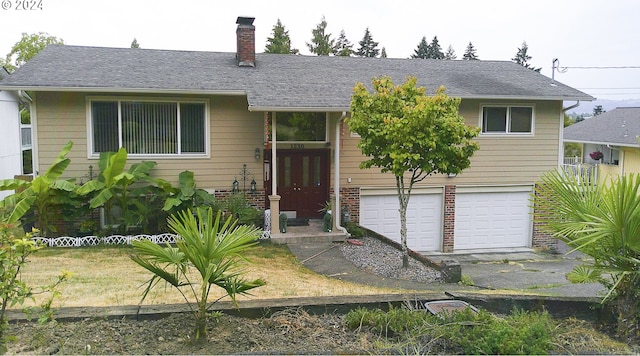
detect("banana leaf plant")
[0,141,76,236]
[161,170,216,214]
[77,148,156,231]
[130,208,265,343]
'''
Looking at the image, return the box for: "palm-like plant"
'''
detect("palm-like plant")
[130,208,265,343]
[534,170,640,341]
[0,141,76,236]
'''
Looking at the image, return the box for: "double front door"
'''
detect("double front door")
[265,149,329,218]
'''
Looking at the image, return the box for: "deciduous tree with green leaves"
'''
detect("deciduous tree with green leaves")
[534,171,640,343]
[3,32,63,72]
[348,77,480,267]
[264,19,299,54]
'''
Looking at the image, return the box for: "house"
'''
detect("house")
[563,107,640,182]
[0,17,593,252]
[0,68,32,200]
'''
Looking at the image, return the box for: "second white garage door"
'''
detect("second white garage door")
[454,187,532,250]
[360,189,443,252]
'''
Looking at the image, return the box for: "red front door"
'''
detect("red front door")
[265,150,329,218]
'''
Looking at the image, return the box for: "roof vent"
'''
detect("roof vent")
[236,17,256,67]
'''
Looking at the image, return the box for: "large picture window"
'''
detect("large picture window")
[482,105,533,134]
[274,112,327,142]
[89,99,207,156]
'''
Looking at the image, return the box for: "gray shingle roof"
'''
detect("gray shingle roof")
[0,45,594,110]
[564,107,640,147]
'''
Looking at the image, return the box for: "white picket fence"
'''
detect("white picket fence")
[33,229,270,248]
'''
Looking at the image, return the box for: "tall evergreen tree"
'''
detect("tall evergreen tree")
[512,41,541,72]
[411,36,429,59]
[593,105,605,116]
[462,42,479,60]
[333,29,354,56]
[427,36,444,59]
[380,47,387,58]
[306,16,335,56]
[356,27,380,57]
[265,19,299,54]
[130,38,140,48]
[444,45,457,60]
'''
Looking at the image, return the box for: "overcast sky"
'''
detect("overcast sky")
[1,0,639,101]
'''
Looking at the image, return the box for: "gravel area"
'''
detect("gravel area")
[340,236,443,283]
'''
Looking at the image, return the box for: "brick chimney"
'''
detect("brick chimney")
[236,17,255,67]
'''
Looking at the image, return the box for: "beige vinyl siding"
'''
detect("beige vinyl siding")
[35,92,265,191]
[337,99,562,187]
[622,147,640,175]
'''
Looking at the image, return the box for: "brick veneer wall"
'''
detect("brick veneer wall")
[215,190,266,210]
[531,184,558,251]
[443,185,456,253]
[330,187,361,224]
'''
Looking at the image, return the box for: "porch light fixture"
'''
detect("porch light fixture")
[250,179,257,193]
[232,178,239,192]
[255,148,261,160]
[448,173,457,178]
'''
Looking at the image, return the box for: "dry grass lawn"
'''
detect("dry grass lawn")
[17,242,407,308]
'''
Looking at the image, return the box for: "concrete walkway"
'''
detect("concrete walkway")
[287,241,607,299]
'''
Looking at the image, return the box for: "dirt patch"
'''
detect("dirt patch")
[7,309,378,355]
[6,308,635,355]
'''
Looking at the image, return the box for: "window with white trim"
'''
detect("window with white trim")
[89,99,207,156]
[482,105,533,134]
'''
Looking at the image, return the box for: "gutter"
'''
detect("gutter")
[562,101,581,112]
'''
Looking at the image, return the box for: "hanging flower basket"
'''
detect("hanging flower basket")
[589,151,603,161]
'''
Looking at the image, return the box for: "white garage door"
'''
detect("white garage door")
[360,189,442,251]
[454,188,532,250]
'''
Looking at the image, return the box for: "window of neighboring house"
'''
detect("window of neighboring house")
[481,105,533,134]
[89,99,207,156]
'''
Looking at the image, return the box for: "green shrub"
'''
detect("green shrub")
[221,193,262,227]
[345,306,556,355]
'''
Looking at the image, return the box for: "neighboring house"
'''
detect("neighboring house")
[0,17,593,252]
[0,68,32,200]
[563,107,640,182]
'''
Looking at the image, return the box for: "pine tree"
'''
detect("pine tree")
[380,47,387,58]
[356,27,380,57]
[306,16,335,56]
[444,45,457,60]
[333,29,354,56]
[512,41,541,72]
[265,19,299,54]
[411,36,429,59]
[593,105,605,116]
[427,36,444,59]
[462,42,479,60]
[130,38,140,48]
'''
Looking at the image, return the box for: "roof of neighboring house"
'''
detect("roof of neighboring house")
[0,45,594,111]
[564,107,640,147]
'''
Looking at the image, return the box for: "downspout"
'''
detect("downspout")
[558,101,581,167]
[333,112,349,236]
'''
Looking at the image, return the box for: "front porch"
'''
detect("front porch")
[269,219,348,244]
